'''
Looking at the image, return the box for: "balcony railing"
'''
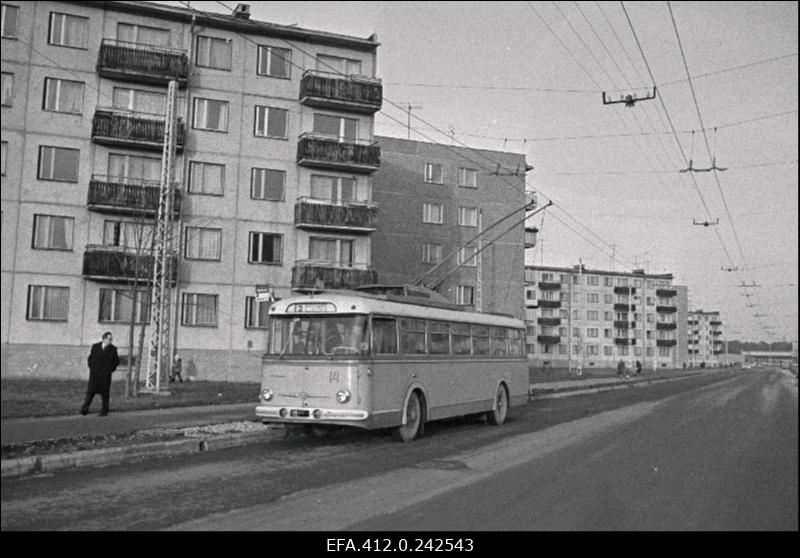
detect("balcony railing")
[537,317,561,327]
[296,133,380,173]
[614,303,636,311]
[656,305,677,313]
[656,322,677,330]
[711,330,723,336]
[87,176,181,216]
[291,261,377,291]
[82,245,177,283]
[614,337,635,345]
[710,320,722,326]
[538,281,561,290]
[299,70,382,114]
[537,299,561,309]
[537,335,561,345]
[294,197,377,233]
[614,286,636,295]
[657,339,678,347]
[97,39,188,87]
[614,320,635,329]
[92,109,185,152]
[656,288,677,298]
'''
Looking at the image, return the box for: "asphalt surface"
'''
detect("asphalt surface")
[0,369,721,478]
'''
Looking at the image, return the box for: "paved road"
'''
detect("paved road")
[2,369,796,531]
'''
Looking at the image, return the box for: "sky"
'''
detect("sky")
[160,1,798,343]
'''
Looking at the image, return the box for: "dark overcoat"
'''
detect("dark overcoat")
[87,342,120,395]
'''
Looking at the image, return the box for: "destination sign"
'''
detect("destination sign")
[286,302,336,313]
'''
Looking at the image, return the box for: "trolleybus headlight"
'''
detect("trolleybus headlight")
[336,389,351,403]
[261,388,274,402]
[313,409,322,419]
[279,408,287,418]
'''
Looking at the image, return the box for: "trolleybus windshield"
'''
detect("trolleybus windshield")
[268,314,368,358]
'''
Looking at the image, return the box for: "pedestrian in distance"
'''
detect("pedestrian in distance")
[80,331,120,417]
[635,360,642,375]
[170,354,183,383]
[617,359,625,377]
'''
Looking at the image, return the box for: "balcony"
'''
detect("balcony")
[614,303,636,311]
[296,133,380,173]
[614,337,635,345]
[538,281,561,290]
[524,226,539,249]
[656,305,677,313]
[710,320,722,326]
[97,39,188,87]
[82,245,177,283]
[92,109,185,152]
[537,299,561,309]
[291,261,377,291]
[537,335,561,345]
[711,330,722,336]
[614,320,635,329]
[537,317,561,327]
[656,322,677,330]
[614,286,636,295]
[87,176,181,217]
[299,70,382,114]
[294,197,377,233]
[656,288,677,298]
[657,339,677,347]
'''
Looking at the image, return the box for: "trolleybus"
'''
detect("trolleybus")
[255,285,528,441]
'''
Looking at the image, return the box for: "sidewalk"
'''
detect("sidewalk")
[2,369,711,478]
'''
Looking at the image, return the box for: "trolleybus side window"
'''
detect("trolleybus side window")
[427,320,451,355]
[508,329,524,356]
[491,327,508,356]
[451,322,472,355]
[372,317,398,354]
[472,325,490,355]
[400,318,426,354]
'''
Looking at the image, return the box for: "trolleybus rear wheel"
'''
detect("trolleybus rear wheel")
[487,383,508,425]
[393,391,422,442]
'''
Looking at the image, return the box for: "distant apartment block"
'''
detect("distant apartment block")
[687,310,724,367]
[524,265,689,371]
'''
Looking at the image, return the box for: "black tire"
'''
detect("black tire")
[487,383,509,426]
[392,391,422,442]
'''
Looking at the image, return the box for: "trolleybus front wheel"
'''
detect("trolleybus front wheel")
[487,383,509,426]
[393,391,423,442]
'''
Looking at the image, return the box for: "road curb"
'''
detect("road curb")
[529,372,709,400]
[1,428,281,479]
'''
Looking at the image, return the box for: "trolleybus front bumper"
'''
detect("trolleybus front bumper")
[255,404,369,423]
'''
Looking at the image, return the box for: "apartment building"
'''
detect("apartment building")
[524,265,689,371]
[687,310,724,367]
[371,136,532,320]
[1,1,382,381]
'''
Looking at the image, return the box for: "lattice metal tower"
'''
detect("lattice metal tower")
[145,80,179,391]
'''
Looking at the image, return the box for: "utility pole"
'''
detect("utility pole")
[145,80,178,393]
[577,260,583,376]
[476,210,483,312]
[404,103,423,140]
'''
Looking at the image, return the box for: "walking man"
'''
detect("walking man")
[80,331,120,416]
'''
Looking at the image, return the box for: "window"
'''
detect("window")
[587,310,599,321]
[423,163,444,184]
[646,296,654,305]
[103,220,153,249]
[309,237,353,267]
[257,45,291,78]
[457,246,477,267]
[604,346,613,356]
[452,323,471,355]
[27,285,69,321]
[428,321,450,355]
[400,319,426,355]
[251,168,285,201]
[2,4,19,38]
[604,311,613,321]
[458,167,477,188]
[184,227,222,260]
[254,105,288,138]
[604,294,613,304]
[188,161,224,195]
[38,146,79,182]
[573,327,580,337]
[458,206,478,227]
[372,317,398,354]
[491,327,508,356]
[586,344,599,356]
[108,154,160,184]
[456,285,475,306]
[196,35,231,70]
[181,293,218,327]
[1,141,7,175]
[244,296,270,328]
[249,232,282,264]
[604,277,613,287]
[43,78,83,113]
[117,23,169,47]
[618,346,629,356]
[49,12,88,48]
[422,203,443,224]
[588,275,599,286]
[658,346,671,357]
[316,54,362,75]
[112,87,165,115]
[587,293,599,303]
[1,72,12,106]
[313,113,356,141]
[32,214,73,250]
[471,325,490,355]
[99,289,149,323]
[604,328,612,338]
[310,175,357,202]
[422,243,442,264]
[193,98,228,132]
